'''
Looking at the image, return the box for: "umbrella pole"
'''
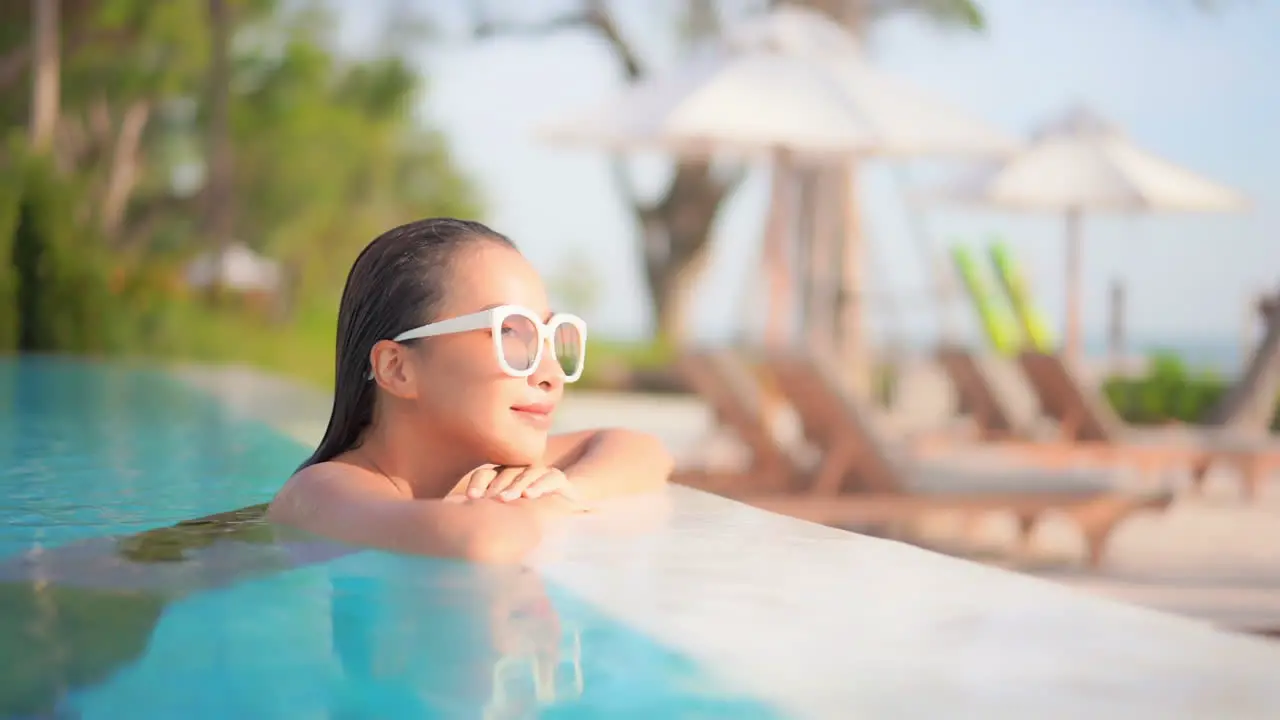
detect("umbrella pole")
[807,164,838,354]
[795,167,816,342]
[836,157,870,396]
[763,148,794,348]
[1064,208,1083,366]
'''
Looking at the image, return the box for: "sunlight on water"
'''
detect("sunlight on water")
[0,358,781,718]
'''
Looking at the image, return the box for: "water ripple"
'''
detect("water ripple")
[0,358,307,557]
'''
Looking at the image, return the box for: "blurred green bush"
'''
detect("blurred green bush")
[1102,351,1280,431]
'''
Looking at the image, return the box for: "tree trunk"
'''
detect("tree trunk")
[204,0,234,301]
[100,99,152,241]
[29,0,60,153]
[468,0,969,345]
[644,256,698,345]
[635,160,733,344]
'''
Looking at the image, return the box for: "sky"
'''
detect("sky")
[328,0,1280,350]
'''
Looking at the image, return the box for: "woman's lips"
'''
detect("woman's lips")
[511,403,555,427]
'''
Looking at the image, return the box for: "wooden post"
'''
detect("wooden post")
[1063,209,1083,367]
[807,165,838,354]
[795,166,816,341]
[1242,291,1264,373]
[1107,278,1125,373]
[762,149,795,348]
[835,159,870,396]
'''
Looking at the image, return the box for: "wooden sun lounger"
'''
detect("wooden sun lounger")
[935,345,1020,441]
[1202,287,1280,433]
[927,347,1198,478]
[754,351,1173,567]
[669,349,807,495]
[1016,351,1280,499]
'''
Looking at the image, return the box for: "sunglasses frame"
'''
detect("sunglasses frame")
[372,304,587,382]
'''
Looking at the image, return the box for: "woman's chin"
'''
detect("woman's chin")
[485,435,547,468]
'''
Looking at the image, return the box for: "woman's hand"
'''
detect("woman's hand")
[450,464,584,505]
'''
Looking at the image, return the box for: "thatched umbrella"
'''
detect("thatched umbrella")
[940,105,1247,366]
[539,7,1016,388]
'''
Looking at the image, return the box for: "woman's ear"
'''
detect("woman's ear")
[369,340,419,399]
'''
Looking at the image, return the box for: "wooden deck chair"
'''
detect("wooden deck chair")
[1203,288,1280,433]
[751,351,1174,567]
[668,349,806,495]
[1017,351,1280,499]
[936,345,1020,440]
[928,349,1193,482]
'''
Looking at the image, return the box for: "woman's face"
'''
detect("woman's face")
[409,242,569,467]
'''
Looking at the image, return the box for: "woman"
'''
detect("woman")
[268,218,673,562]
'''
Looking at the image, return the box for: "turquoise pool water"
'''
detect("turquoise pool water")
[0,358,780,719]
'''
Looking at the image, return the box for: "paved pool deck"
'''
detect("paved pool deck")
[173,363,1280,717]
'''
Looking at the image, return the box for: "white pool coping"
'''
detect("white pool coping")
[173,364,1280,719]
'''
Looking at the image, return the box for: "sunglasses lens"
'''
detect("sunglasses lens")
[553,322,583,378]
[499,314,539,372]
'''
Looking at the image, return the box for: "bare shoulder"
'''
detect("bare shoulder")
[543,427,672,468]
[267,460,404,524]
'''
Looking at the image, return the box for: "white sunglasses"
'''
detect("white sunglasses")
[369,304,587,382]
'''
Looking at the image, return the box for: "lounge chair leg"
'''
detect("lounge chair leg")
[1014,513,1039,553]
[1188,456,1213,496]
[809,446,854,496]
[958,510,985,545]
[1240,456,1263,502]
[1069,497,1143,569]
[1080,522,1117,568]
[1060,408,1083,443]
[1008,509,1039,561]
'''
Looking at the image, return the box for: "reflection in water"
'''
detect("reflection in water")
[327,557,581,718]
[0,577,168,716]
[0,504,289,717]
[485,570,586,716]
[489,623,585,717]
[2,513,783,718]
[0,505,587,718]
[0,360,784,717]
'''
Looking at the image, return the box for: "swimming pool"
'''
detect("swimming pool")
[7,358,1280,719]
[0,358,781,718]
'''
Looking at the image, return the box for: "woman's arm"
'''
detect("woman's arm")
[543,428,674,503]
[268,463,544,563]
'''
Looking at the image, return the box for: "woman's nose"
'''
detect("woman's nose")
[530,340,565,389]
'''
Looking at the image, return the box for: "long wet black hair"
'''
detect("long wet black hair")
[297,218,515,471]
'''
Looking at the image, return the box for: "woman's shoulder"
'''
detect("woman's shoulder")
[279,460,349,490]
[269,460,405,521]
[287,459,402,495]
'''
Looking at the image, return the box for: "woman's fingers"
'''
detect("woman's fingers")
[524,470,578,500]
[464,465,581,503]
[483,466,529,499]
[465,465,500,499]
[501,468,551,501]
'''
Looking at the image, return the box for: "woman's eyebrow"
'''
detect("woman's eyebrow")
[477,303,554,322]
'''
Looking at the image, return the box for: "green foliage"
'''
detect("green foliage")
[0,580,167,717]
[0,0,482,373]
[900,0,986,31]
[1102,353,1280,431]
[7,152,117,354]
[228,20,480,299]
[576,338,678,390]
[0,141,20,351]
[546,247,602,321]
